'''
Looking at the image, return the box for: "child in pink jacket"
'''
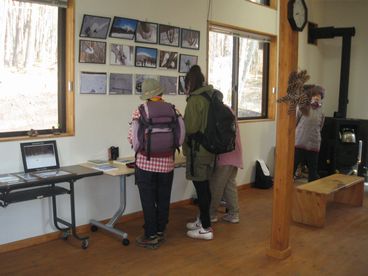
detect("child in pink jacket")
[209,111,243,223]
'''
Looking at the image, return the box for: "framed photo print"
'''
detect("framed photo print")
[109,73,133,95]
[135,46,157,68]
[110,44,134,66]
[79,40,106,64]
[181,28,200,50]
[109,17,138,40]
[178,76,186,95]
[80,14,111,39]
[160,76,177,95]
[80,72,107,94]
[179,54,198,73]
[135,21,158,44]
[158,50,178,70]
[135,74,158,94]
[159,24,180,47]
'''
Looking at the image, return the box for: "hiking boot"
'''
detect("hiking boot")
[157,231,166,244]
[222,213,240,223]
[186,217,202,230]
[186,227,214,240]
[210,216,218,223]
[136,234,159,249]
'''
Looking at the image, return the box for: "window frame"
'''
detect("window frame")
[207,22,276,122]
[0,0,75,142]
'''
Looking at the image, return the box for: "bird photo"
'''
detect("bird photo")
[80,15,111,39]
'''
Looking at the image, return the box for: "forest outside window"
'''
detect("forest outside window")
[208,25,274,120]
[0,0,74,140]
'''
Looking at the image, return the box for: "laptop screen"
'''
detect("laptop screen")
[20,140,60,173]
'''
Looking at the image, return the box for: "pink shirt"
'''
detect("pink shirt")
[217,123,243,169]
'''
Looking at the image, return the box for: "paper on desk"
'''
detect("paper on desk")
[0,174,23,185]
[92,164,119,172]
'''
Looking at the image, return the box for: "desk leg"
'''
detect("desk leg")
[90,175,130,246]
[52,181,89,249]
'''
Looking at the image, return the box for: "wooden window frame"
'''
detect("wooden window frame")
[0,0,75,142]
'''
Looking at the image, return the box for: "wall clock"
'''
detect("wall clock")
[287,0,308,32]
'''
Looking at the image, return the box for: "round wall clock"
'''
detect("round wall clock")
[287,0,308,32]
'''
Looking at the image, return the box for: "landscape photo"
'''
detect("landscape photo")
[109,17,138,40]
[135,46,157,68]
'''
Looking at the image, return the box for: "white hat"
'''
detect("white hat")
[140,79,164,100]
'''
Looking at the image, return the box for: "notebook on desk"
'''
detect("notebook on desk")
[20,140,72,179]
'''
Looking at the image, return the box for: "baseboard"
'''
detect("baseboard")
[0,198,193,254]
[0,184,251,254]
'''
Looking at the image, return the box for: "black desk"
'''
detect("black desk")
[0,165,103,249]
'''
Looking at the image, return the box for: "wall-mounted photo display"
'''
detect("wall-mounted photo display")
[178,76,186,95]
[179,54,198,73]
[79,40,106,64]
[160,76,178,95]
[80,15,111,39]
[135,74,159,94]
[135,46,157,68]
[110,44,134,66]
[109,17,138,40]
[80,72,107,94]
[135,21,158,44]
[158,50,178,70]
[181,28,200,50]
[159,24,180,47]
[109,73,133,95]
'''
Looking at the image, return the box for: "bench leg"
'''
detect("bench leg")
[292,190,327,227]
[333,181,364,206]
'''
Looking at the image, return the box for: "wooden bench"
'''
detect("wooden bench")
[292,174,364,227]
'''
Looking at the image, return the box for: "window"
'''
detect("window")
[0,0,74,140]
[208,24,275,120]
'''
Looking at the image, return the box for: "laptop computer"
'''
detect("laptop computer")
[19,140,71,179]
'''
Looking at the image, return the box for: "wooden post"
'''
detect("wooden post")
[266,0,298,259]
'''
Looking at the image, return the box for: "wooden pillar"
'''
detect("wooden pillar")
[266,0,298,259]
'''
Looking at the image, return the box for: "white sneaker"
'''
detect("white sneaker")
[186,217,202,230]
[186,227,214,240]
[210,216,218,223]
[222,213,240,223]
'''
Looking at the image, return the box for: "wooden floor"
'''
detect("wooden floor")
[1,184,368,275]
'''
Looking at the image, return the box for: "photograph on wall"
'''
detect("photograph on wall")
[109,17,138,40]
[181,28,200,50]
[135,21,158,44]
[79,14,111,39]
[110,44,134,66]
[178,76,186,95]
[135,74,158,94]
[80,72,107,94]
[135,46,157,68]
[158,50,178,70]
[79,40,106,64]
[159,24,180,47]
[109,73,133,95]
[160,76,177,95]
[179,54,198,73]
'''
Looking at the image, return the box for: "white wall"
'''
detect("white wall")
[0,0,277,245]
[299,0,368,120]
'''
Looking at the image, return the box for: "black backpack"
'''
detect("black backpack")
[191,90,236,154]
[254,160,273,189]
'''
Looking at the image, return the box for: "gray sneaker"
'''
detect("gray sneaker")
[157,231,166,244]
[136,234,160,249]
[222,213,240,223]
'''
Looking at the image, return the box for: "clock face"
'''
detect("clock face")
[293,0,307,28]
[288,0,308,32]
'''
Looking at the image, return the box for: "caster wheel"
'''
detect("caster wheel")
[122,239,130,246]
[91,225,98,232]
[81,239,89,249]
[61,231,69,240]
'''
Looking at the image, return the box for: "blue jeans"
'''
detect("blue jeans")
[135,167,174,237]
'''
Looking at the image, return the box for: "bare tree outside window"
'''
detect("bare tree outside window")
[0,0,59,133]
[208,28,269,120]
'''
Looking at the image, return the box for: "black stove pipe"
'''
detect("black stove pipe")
[308,26,355,118]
